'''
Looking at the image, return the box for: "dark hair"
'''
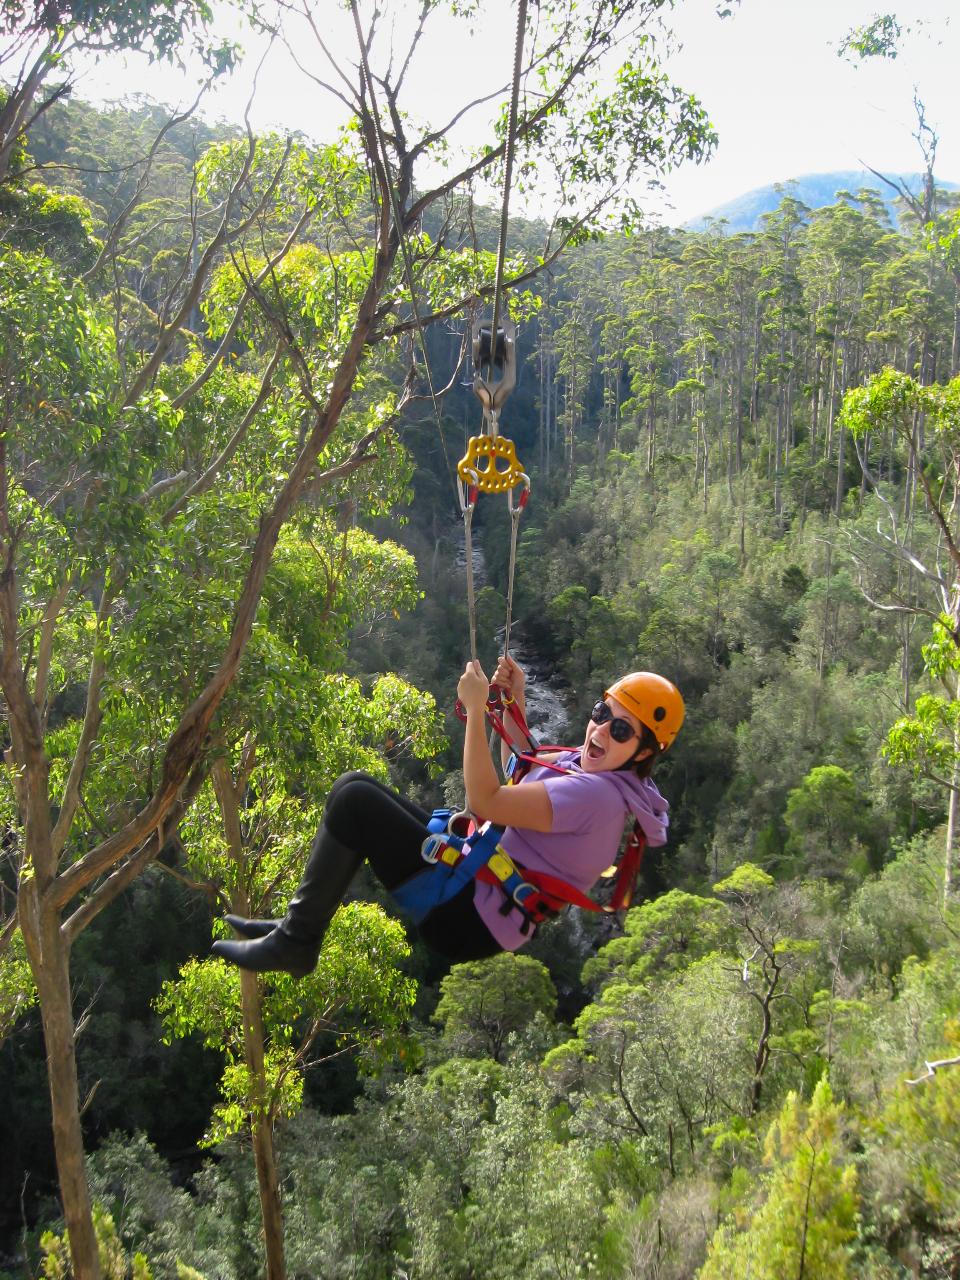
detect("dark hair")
[618,723,660,779]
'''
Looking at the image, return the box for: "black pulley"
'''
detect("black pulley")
[474,325,507,372]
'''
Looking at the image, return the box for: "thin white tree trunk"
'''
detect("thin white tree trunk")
[946,750,958,898]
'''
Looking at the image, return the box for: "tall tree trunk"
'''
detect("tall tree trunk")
[209,757,285,1280]
[212,757,287,1280]
[613,360,622,451]
[834,420,845,517]
[646,386,656,474]
[811,348,821,453]
[701,415,708,511]
[750,297,762,430]
[946,745,958,899]
[726,366,736,503]
[21,880,101,1279]
[3,583,101,1277]
[735,322,744,477]
[541,298,550,477]
[241,971,287,1280]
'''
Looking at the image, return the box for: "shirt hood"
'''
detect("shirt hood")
[557,750,670,847]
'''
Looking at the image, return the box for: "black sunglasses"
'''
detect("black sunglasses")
[590,700,639,744]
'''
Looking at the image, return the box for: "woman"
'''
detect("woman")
[212,656,683,976]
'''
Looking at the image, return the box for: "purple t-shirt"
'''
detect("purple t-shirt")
[472,751,670,951]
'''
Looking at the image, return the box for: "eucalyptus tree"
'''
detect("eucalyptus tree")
[675,232,726,507]
[700,1079,858,1280]
[595,247,634,459]
[1,121,409,1275]
[114,501,436,1279]
[546,950,754,1179]
[840,369,960,894]
[0,0,233,187]
[799,197,890,514]
[622,228,683,473]
[756,195,808,517]
[715,230,760,498]
[711,865,825,1115]
[432,952,557,1064]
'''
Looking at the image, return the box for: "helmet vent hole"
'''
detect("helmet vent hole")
[653,706,666,722]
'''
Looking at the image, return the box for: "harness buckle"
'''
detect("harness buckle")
[510,879,539,910]
[487,850,515,882]
[422,834,461,867]
[420,833,445,864]
[447,810,473,839]
[486,848,539,912]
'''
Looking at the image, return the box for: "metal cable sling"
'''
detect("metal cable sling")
[459,0,530,665]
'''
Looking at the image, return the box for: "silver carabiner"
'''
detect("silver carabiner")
[507,472,530,517]
[458,468,479,515]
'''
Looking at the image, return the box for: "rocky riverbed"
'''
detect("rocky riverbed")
[455,522,572,744]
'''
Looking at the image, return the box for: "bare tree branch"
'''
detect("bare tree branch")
[48,166,399,913]
[122,118,293,408]
[906,1054,960,1085]
[162,340,287,524]
[50,587,116,860]
[81,86,210,285]
[0,33,68,185]
[34,577,71,718]
[61,761,207,943]
[170,202,314,411]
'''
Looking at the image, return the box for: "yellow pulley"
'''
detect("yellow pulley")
[457,434,527,494]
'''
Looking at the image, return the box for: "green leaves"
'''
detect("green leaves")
[583,888,733,990]
[433,953,557,1063]
[713,863,776,901]
[4,0,222,63]
[784,765,865,875]
[701,1079,858,1279]
[157,899,415,1143]
[0,931,37,1042]
[837,14,903,64]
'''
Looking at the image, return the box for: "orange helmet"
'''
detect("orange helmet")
[604,672,685,752]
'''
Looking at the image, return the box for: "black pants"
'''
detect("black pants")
[324,772,501,963]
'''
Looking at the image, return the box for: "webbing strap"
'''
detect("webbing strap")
[503,498,522,657]
[461,493,478,662]
[392,819,504,924]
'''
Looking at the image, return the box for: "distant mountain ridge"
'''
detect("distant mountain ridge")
[684,170,960,233]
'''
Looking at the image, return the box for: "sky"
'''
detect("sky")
[662,0,958,221]
[58,0,960,227]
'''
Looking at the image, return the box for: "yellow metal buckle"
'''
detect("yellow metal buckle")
[439,844,462,867]
[457,435,525,494]
[487,849,516,882]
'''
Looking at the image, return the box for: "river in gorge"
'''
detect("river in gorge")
[455,527,572,745]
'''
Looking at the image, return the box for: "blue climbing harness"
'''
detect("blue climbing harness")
[391,809,516,924]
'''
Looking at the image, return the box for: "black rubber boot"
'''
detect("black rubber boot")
[212,826,361,977]
[224,915,277,939]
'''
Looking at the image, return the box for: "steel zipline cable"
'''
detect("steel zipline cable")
[487,0,528,394]
[349,0,530,668]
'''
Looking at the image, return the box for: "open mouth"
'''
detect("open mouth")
[586,740,605,761]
